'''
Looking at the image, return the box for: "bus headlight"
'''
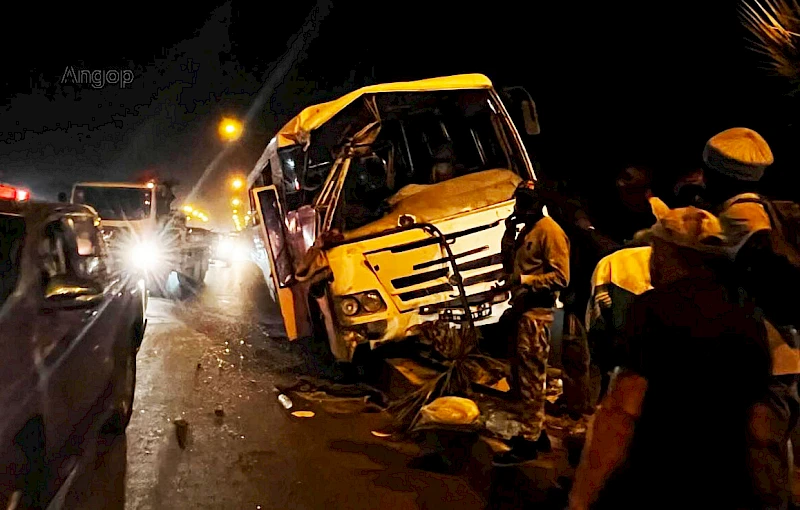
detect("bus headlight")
[360,291,384,313]
[338,291,386,317]
[340,297,360,316]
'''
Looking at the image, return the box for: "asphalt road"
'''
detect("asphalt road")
[57,261,571,510]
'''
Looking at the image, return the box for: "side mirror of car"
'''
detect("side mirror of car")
[44,275,104,309]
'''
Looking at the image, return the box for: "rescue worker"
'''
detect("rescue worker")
[672,167,706,208]
[585,242,654,401]
[494,180,570,466]
[699,127,800,506]
[570,203,773,509]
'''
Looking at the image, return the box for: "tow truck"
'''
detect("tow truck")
[70,180,212,296]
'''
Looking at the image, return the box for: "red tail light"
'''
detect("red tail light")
[0,185,30,202]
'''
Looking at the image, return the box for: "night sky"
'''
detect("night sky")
[0,0,795,230]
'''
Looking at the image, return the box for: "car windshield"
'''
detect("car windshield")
[0,214,25,308]
[73,186,152,221]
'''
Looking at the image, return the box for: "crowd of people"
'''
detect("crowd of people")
[495,127,800,509]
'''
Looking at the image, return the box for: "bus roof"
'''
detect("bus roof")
[275,73,493,148]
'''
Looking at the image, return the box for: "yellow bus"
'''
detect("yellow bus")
[246,74,541,361]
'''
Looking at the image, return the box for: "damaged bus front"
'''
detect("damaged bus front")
[247,74,540,361]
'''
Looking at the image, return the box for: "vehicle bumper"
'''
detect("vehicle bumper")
[333,289,512,359]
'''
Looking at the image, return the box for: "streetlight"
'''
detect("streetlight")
[231,178,244,190]
[218,117,243,142]
[183,205,193,214]
[231,198,241,207]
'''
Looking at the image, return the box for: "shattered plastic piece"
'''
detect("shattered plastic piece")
[291,411,315,418]
[491,378,511,392]
[418,397,480,426]
[278,394,293,410]
[485,411,522,440]
[371,431,392,438]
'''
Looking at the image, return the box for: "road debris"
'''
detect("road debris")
[278,394,293,410]
[418,397,480,426]
[371,431,392,438]
[215,405,225,417]
[174,419,189,449]
[291,410,315,418]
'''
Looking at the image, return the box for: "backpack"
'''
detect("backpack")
[729,196,800,343]
[730,196,800,270]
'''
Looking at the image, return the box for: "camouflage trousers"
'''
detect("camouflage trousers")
[748,376,799,509]
[510,308,553,441]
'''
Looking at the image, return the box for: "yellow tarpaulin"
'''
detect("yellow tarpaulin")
[276,74,494,148]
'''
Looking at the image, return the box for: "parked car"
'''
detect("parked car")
[0,189,146,508]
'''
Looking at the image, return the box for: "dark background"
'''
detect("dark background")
[0,0,795,229]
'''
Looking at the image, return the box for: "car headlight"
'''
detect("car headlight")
[130,241,160,270]
[361,291,384,313]
[217,239,232,256]
[340,297,360,316]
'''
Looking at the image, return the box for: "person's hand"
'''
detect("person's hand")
[506,273,521,288]
[596,289,612,309]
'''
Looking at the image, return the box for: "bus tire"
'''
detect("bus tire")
[306,293,355,382]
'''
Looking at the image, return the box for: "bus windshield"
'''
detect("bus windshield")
[73,186,153,221]
[276,89,528,234]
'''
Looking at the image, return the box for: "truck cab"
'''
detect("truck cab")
[70,181,211,294]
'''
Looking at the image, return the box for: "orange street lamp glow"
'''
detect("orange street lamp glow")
[231,198,242,207]
[231,178,244,190]
[218,117,243,142]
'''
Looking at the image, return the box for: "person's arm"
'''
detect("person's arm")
[569,369,648,510]
[520,221,570,292]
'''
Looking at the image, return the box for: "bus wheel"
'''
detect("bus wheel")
[306,292,361,382]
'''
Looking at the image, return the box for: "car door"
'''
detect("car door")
[64,213,124,386]
[35,215,114,453]
[0,212,41,473]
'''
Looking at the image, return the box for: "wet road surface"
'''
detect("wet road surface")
[59,262,571,509]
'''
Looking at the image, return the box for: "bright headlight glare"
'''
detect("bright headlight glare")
[130,241,160,270]
[340,297,360,316]
[217,239,232,255]
[360,291,384,313]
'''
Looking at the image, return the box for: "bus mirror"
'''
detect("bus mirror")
[502,86,541,136]
[521,100,541,136]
